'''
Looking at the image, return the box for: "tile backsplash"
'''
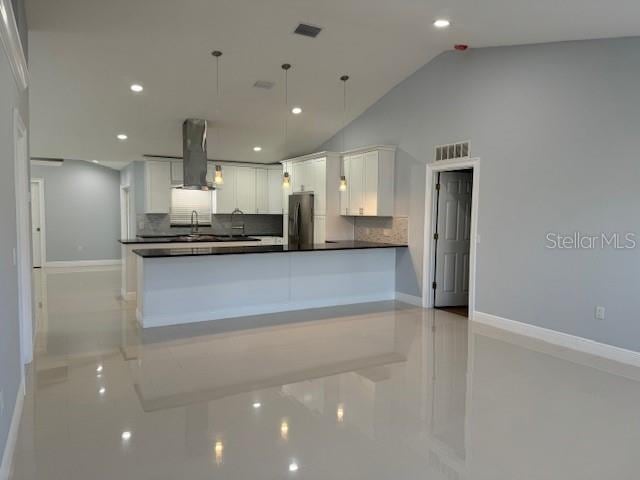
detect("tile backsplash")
[354,216,408,244]
[136,214,283,237]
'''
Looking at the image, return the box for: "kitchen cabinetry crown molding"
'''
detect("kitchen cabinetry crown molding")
[339,145,397,156]
[0,0,28,91]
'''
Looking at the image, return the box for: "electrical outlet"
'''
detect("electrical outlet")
[12,248,16,266]
[595,306,605,321]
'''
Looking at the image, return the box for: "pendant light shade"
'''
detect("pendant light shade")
[339,75,350,191]
[214,165,224,185]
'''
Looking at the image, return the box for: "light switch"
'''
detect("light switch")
[595,306,605,321]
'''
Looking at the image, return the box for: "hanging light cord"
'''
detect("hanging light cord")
[282,64,292,154]
[341,75,349,152]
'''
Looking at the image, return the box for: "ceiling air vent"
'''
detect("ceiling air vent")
[435,141,470,161]
[253,80,275,90]
[294,23,322,38]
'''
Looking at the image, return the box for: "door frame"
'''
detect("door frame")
[14,108,33,369]
[30,178,46,267]
[422,157,480,314]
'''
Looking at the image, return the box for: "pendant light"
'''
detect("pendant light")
[339,75,349,191]
[282,63,292,188]
[212,50,224,185]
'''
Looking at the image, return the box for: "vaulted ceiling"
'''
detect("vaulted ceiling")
[27,0,640,169]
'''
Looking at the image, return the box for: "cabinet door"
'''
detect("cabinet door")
[145,161,171,213]
[363,150,379,215]
[314,216,326,244]
[340,156,350,215]
[215,165,237,214]
[268,169,283,214]
[170,161,183,185]
[313,158,326,215]
[282,162,291,214]
[235,166,256,213]
[348,154,365,216]
[255,168,269,214]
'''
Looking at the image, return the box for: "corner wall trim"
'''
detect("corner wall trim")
[45,259,122,268]
[0,377,25,480]
[473,311,640,368]
[395,292,423,307]
[0,0,29,90]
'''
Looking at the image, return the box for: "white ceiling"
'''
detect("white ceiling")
[27,0,640,169]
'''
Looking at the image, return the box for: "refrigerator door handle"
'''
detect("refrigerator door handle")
[293,203,301,240]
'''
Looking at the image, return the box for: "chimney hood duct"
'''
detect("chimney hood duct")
[182,119,210,190]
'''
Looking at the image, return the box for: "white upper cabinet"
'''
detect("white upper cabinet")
[255,168,269,214]
[235,166,256,213]
[212,164,280,214]
[214,164,237,214]
[340,146,395,217]
[170,161,183,185]
[144,161,171,214]
[267,169,283,214]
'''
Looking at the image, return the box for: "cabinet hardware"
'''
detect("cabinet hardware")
[432,281,437,290]
[433,233,439,240]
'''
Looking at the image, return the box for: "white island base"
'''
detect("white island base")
[136,248,397,328]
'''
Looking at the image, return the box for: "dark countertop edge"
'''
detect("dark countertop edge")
[119,234,283,244]
[132,242,408,258]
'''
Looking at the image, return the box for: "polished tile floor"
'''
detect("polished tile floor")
[9,267,640,479]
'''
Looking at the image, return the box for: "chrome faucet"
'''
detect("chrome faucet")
[190,210,199,234]
[230,208,245,237]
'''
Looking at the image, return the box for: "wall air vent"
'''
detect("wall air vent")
[253,80,275,90]
[435,141,470,161]
[294,23,322,38]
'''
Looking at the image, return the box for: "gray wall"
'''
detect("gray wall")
[31,160,121,262]
[0,0,28,464]
[321,37,640,352]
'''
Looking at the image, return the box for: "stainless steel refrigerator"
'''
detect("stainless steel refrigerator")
[288,193,314,248]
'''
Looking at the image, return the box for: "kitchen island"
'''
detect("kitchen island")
[133,241,407,328]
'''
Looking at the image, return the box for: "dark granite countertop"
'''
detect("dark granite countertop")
[120,235,267,244]
[132,241,407,258]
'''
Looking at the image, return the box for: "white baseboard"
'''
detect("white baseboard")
[45,259,122,268]
[0,377,25,480]
[395,292,423,307]
[473,311,640,368]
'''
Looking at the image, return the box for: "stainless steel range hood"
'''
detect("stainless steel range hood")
[182,119,210,190]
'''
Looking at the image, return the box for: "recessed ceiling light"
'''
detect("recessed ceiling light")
[433,19,451,28]
[130,84,144,93]
[289,462,299,472]
[117,134,128,141]
[121,431,132,441]
[99,387,106,395]
[253,146,262,152]
[96,365,103,372]
[291,106,302,115]
[252,402,262,409]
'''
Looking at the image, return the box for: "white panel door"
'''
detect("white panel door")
[363,151,379,215]
[255,168,269,214]
[268,169,283,214]
[235,166,256,213]
[434,171,473,307]
[215,165,237,214]
[30,181,42,267]
[348,154,364,216]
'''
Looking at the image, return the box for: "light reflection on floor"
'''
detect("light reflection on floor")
[9,267,640,479]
